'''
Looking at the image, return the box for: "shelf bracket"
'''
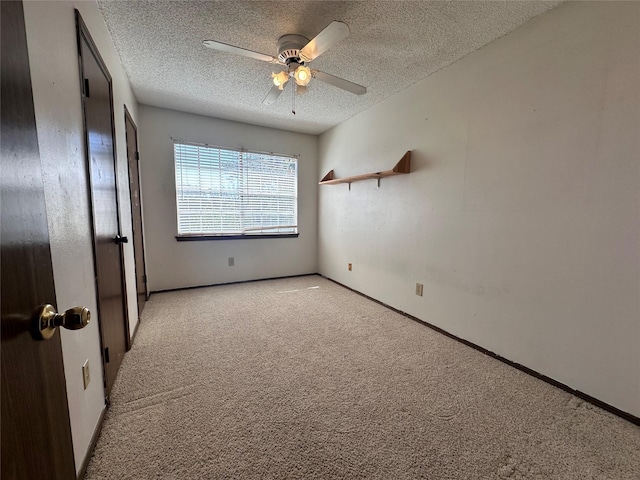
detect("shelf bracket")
[377,177,381,188]
[320,170,335,183]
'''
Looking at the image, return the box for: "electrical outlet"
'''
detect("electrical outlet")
[82,360,90,390]
[415,283,423,296]
[228,257,235,267]
[348,263,352,271]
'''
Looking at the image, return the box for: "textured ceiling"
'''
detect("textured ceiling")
[98,1,562,135]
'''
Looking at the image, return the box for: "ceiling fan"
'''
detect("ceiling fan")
[203,21,367,108]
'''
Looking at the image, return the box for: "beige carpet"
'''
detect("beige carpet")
[85,275,640,479]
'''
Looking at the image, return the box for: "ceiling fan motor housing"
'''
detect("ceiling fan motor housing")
[277,34,309,64]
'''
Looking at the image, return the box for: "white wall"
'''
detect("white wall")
[318,1,640,417]
[138,106,318,292]
[23,0,139,473]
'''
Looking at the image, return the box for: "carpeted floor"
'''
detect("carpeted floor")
[85,275,640,479]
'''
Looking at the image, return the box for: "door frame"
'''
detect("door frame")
[75,10,131,388]
[124,105,149,317]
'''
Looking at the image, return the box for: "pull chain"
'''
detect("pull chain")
[292,81,296,115]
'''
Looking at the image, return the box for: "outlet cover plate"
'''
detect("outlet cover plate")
[416,283,424,296]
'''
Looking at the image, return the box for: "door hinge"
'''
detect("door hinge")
[135,151,140,161]
[143,274,147,284]
[83,78,90,98]
[104,347,110,363]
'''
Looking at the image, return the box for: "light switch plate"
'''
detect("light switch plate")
[82,360,90,390]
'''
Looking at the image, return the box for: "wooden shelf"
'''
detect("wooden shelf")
[319,151,411,187]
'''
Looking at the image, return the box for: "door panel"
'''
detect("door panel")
[77,13,129,396]
[1,1,76,478]
[125,107,148,317]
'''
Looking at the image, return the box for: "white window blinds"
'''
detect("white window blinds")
[174,143,298,236]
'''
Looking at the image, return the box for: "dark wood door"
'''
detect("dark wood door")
[1,2,76,478]
[77,12,129,396]
[125,107,148,318]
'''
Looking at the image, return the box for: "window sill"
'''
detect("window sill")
[176,233,299,242]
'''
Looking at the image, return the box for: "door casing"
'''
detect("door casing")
[125,106,149,319]
[76,10,130,396]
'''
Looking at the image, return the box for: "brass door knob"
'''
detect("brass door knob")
[32,304,91,340]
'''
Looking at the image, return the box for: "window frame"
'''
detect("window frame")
[173,141,299,241]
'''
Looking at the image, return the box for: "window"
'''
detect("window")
[174,142,298,238]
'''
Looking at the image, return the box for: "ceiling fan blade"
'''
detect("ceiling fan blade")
[312,70,367,95]
[299,21,350,62]
[203,40,278,63]
[263,84,284,105]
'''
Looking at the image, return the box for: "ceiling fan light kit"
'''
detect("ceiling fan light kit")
[203,20,366,112]
[271,71,289,90]
[271,63,311,91]
[293,65,311,86]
